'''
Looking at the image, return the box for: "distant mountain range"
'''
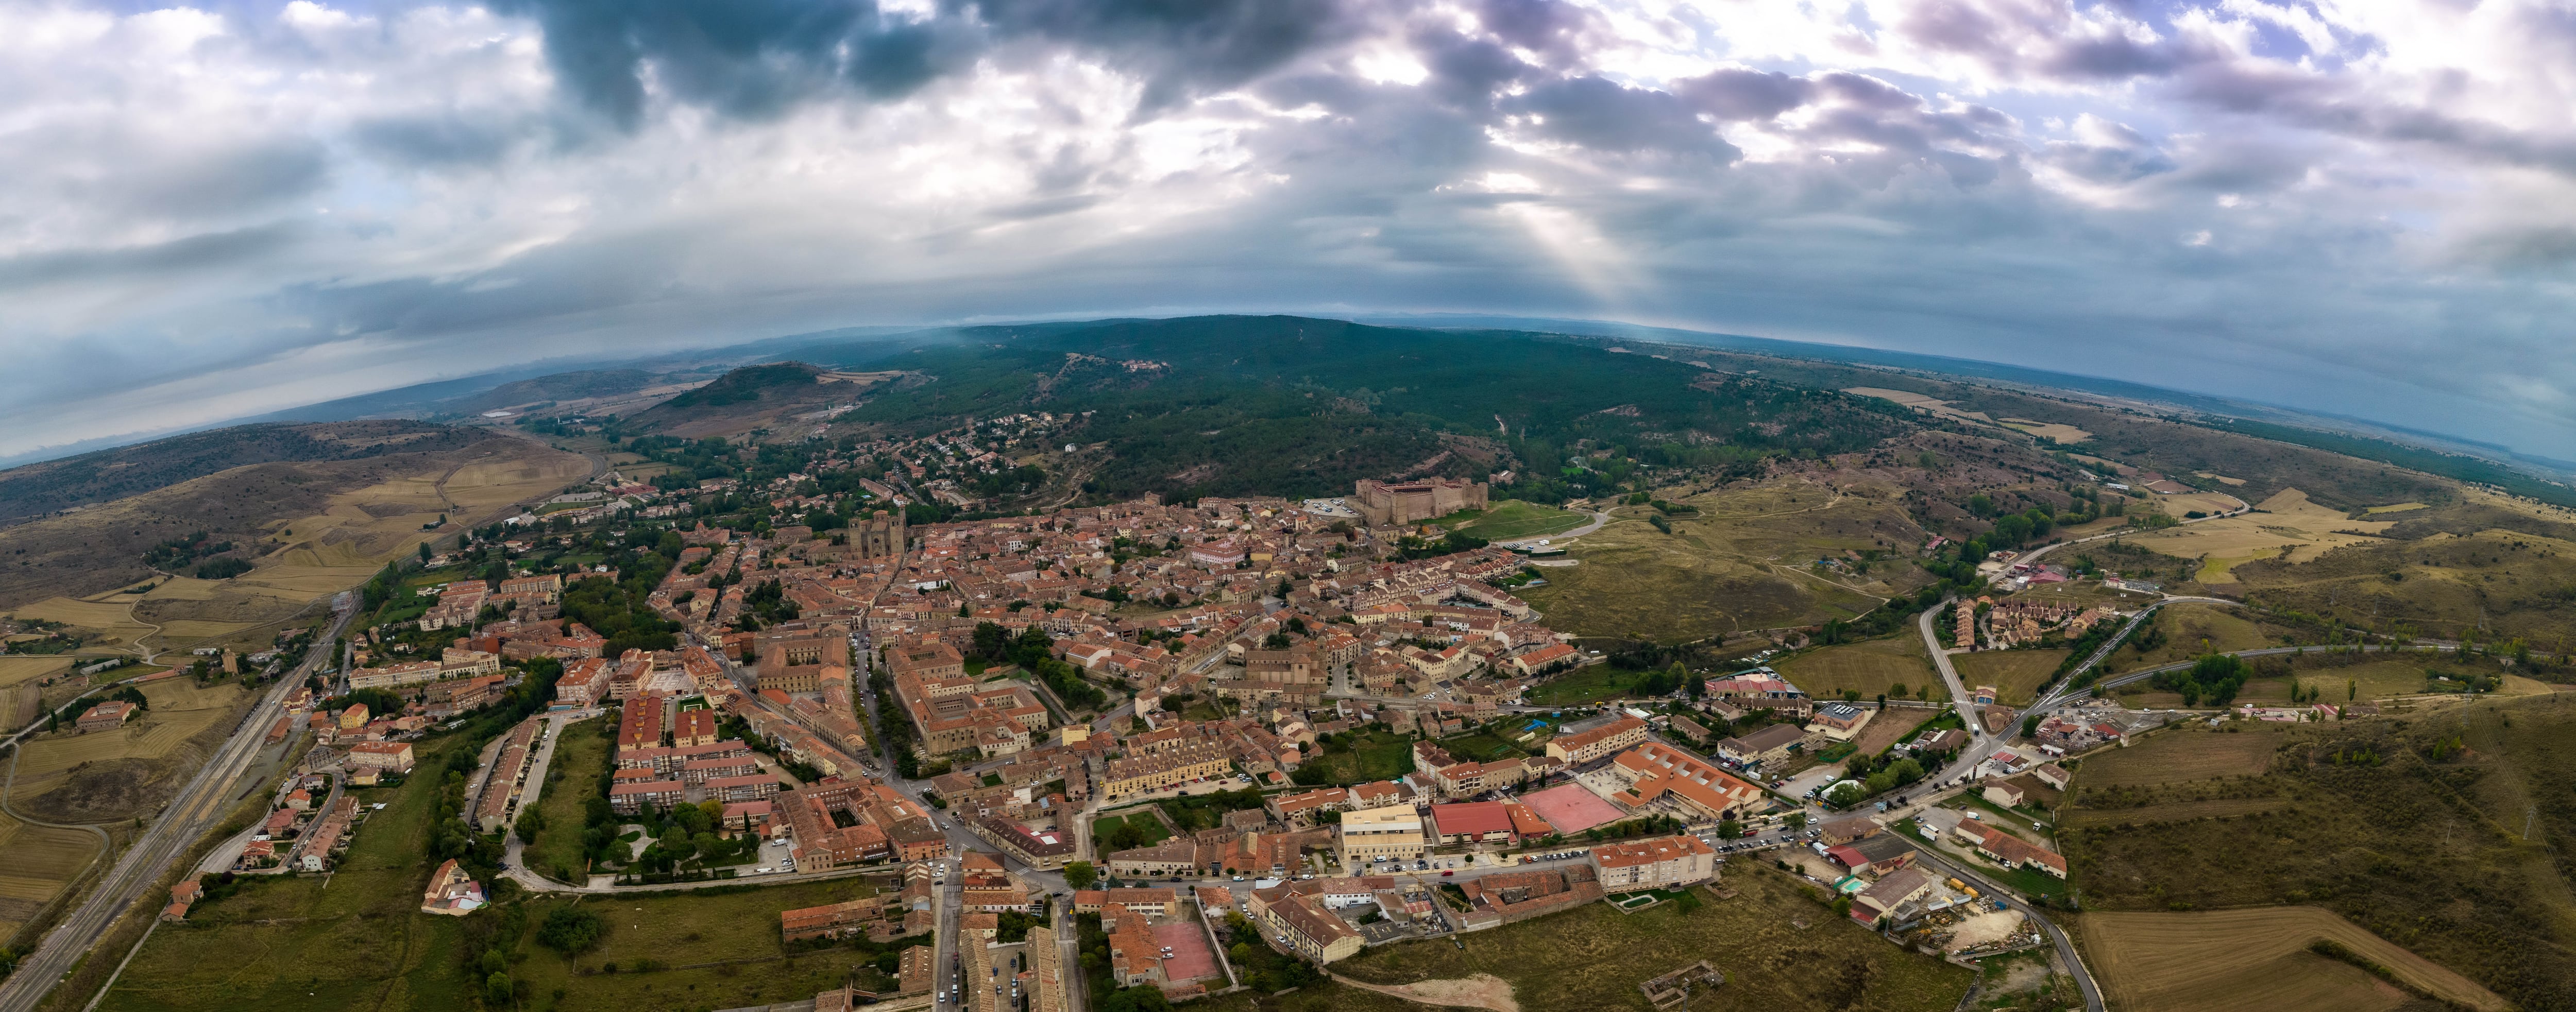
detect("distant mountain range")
[5,314,2566,487]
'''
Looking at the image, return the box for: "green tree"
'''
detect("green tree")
[1063,861,1096,890]
[1103,986,1172,1012]
[973,621,1009,660]
[485,972,512,1005]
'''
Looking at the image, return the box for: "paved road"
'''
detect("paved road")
[933,861,962,1011]
[0,594,357,1012]
[2011,496,2251,570]
[1915,602,2009,791]
[1491,509,1611,550]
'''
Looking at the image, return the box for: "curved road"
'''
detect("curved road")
[1492,509,1611,549]
[0,595,357,1012]
[1914,596,2102,1009]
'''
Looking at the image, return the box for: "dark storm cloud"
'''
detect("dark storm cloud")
[971,0,1368,109]
[483,0,971,127]
[488,0,1367,128]
[1414,31,1533,107]
[19,0,2576,464]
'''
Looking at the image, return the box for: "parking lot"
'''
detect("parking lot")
[1153,921,1217,983]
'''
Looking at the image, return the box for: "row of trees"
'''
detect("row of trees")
[2149,654,2257,707]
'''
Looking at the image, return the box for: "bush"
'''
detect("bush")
[193,557,254,580]
[536,907,607,955]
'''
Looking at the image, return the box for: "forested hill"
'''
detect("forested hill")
[455,368,655,415]
[805,315,1921,503]
[0,420,482,526]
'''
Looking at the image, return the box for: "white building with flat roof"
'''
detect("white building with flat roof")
[1337,804,1426,866]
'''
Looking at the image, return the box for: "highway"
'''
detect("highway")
[0,593,357,1012]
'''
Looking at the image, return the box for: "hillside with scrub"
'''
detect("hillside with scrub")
[2061,697,2576,1011]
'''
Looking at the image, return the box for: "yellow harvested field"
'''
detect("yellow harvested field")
[0,656,74,689]
[0,811,101,938]
[135,578,226,602]
[446,454,592,509]
[2000,418,2093,443]
[2128,488,2394,581]
[2364,502,2429,514]
[2192,472,2248,486]
[152,620,253,643]
[1842,386,1939,406]
[8,682,244,794]
[10,597,139,630]
[1778,635,1944,701]
[9,596,156,654]
[1951,648,2067,706]
[1841,388,1997,425]
[2078,725,2282,787]
[234,441,588,606]
[2157,490,2248,516]
[2079,907,2506,1012]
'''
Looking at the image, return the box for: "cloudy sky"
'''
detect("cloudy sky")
[7,0,2576,461]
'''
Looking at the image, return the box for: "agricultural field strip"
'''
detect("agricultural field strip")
[2078,908,2506,1012]
[2088,642,2490,703]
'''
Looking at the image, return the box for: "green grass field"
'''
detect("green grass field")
[1515,481,1927,644]
[102,724,910,1012]
[1333,861,1972,1010]
[2124,602,2294,667]
[500,880,894,1009]
[99,735,482,1010]
[1438,500,1590,541]
[526,715,608,884]
[1526,664,1660,705]
[1952,649,2070,706]
[1434,731,1526,763]
[1091,811,1172,850]
[1777,633,1943,701]
[1299,729,1415,785]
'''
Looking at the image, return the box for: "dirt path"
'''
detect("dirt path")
[1328,972,1519,1012]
